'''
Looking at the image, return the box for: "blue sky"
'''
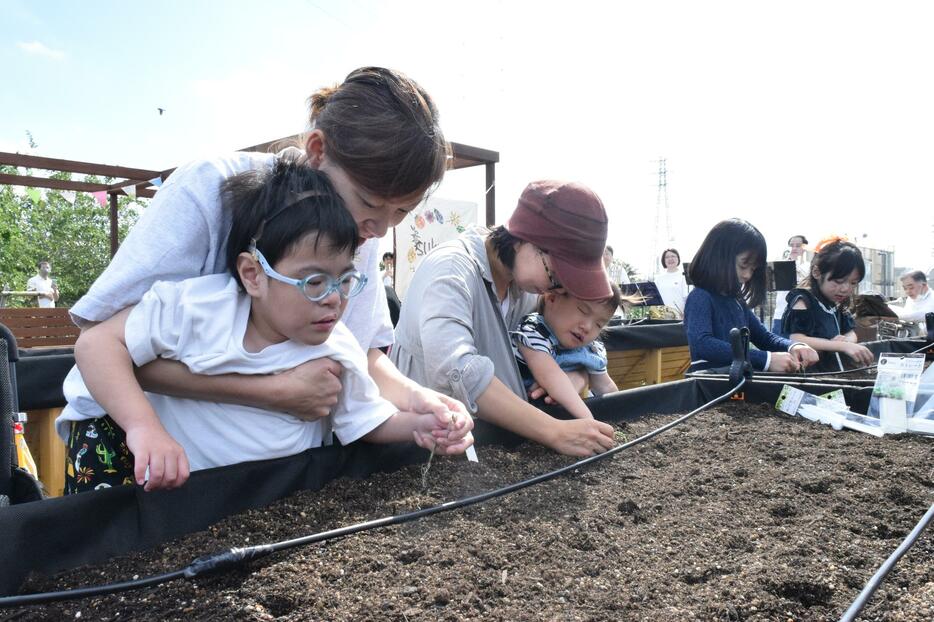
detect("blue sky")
[3,0,934,276]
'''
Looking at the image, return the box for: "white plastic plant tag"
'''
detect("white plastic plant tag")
[871,354,925,434]
[819,389,847,405]
[775,385,806,416]
[465,445,479,463]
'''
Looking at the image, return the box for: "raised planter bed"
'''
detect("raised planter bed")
[3,379,933,619]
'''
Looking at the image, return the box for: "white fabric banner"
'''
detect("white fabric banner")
[394,197,478,299]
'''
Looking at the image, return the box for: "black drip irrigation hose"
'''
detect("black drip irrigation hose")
[0,378,748,608]
[839,500,934,622]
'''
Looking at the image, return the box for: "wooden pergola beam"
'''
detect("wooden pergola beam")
[0,151,163,181]
[1,137,500,253]
[0,173,157,200]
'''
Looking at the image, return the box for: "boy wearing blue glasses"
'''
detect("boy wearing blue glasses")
[57,156,473,494]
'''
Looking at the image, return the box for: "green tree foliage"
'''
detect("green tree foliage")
[0,167,143,307]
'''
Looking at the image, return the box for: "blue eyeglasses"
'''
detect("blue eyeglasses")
[251,246,367,303]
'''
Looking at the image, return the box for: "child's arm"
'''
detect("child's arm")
[362,410,474,455]
[787,301,874,365]
[519,344,593,419]
[74,307,190,491]
[588,371,618,396]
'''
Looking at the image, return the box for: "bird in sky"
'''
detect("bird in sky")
[157,107,165,116]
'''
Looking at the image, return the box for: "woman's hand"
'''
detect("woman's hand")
[788,343,819,368]
[768,352,802,373]
[527,370,588,403]
[545,418,616,457]
[271,358,343,420]
[405,385,471,421]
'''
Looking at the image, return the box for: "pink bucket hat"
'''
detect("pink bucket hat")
[505,180,611,301]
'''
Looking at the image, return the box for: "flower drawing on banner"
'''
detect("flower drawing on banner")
[424,209,435,224]
[434,209,444,224]
[415,214,426,229]
[407,246,417,267]
[450,211,465,233]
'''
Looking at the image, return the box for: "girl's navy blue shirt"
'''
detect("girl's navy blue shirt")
[780,287,855,372]
[684,287,794,372]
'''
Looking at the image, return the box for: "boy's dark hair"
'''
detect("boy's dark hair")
[660,248,680,268]
[382,252,395,262]
[36,259,49,268]
[488,225,520,270]
[689,219,768,307]
[223,155,359,289]
[806,239,865,306]
[307,66,449,200]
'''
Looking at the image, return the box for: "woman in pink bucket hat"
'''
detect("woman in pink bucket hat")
[391,180,616,456]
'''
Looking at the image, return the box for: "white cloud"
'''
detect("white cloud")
[17,40,65,60]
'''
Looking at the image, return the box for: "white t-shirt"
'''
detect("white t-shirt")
[653,270,689,317]
[26,275,55,308]
[57,274,398,471]
[69,150,394,352]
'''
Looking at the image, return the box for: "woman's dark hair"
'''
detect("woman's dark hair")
[307,66,449,200]
[660,248,680,268]
[688,219,768,307]
[788,235,809,246]
[223,154,359,289]
[488,225,520,270]
[806,239,865,306]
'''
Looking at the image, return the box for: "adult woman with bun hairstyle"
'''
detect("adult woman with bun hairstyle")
[71,67,466,428]
[392,181,618,457]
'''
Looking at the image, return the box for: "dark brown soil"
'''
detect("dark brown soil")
[7,402,934,621]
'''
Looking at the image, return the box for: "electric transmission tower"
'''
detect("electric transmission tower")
[651,158,672,276]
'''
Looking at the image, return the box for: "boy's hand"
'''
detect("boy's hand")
[124,422,190,491]
[413,410,475,456]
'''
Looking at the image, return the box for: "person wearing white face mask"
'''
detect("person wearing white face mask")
[890,270,934,326]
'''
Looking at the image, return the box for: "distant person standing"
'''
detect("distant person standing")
[603,245,631,285]
[380,252,395,288]
[26,260,59,308]
[653,248,688,318]
[771,235,809,332]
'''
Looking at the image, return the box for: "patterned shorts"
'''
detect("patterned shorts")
[64,416,135,494]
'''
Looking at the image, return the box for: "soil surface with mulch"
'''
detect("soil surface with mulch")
[6,402,934,621]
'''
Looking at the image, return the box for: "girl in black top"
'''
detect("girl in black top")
[780,237,874,372]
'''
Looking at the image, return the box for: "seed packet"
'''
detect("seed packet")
[868,354,926,434]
